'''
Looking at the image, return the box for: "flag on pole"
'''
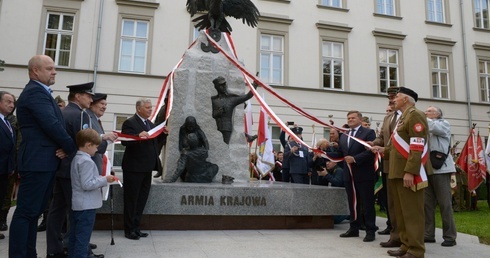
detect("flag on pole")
[256,107,275,178]
[476,131,487,183]
[311,125,317,147]
[457,129,486,192]
[485,129,490,174]
[244,100,253,146]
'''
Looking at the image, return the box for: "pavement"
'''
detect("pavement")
[1,215,489,258]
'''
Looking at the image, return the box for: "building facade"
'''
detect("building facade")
[0,0,489,165]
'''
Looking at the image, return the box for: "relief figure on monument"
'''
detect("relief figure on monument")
[211,76,257,144]
[165,116,218,183]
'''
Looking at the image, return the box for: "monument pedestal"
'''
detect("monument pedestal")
[95,180,349,230]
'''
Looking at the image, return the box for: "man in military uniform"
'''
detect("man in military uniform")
[376,87,431,258]
[370,87,402,248]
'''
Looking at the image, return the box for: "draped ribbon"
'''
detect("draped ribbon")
[391,130,429,191]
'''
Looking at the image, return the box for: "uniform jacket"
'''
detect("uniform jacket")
[338,126,376,182]
[0,115,15,175]
[121,114,161,172]
[85,108,109,175]
[372,111,400,174]
[57,102,104,178]
[16,80,76,172]
[385,106,432,179]
[284,141,311,174]
[211,91,253,132]
[427,118,455,174]
[70,151,107,211]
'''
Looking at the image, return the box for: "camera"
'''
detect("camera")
[287,121,294,126]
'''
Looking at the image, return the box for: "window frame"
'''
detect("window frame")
[378,48,400,93]
[43,12,75,67]
[117,18,150,74]
[425,36,456,100]
[322,41,345,90]
[426,0,447,23]
[373,30,406,94]
[111,114,132,169]
[375,0,399,16]
[260,34,285,85]
[478,59,490,102]
[430,54,450,99]
[320,0,343,8]
[474,0,490,29]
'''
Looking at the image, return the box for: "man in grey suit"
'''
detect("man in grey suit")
[85,93,118,174]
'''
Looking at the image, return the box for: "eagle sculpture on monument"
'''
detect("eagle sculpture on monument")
[186,0,260,34]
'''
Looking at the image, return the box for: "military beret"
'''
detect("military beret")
[213,76,226,85]
[91,93,107,103]
[66,82,95,96]
[291,127,303,135]
[397,87,418,102]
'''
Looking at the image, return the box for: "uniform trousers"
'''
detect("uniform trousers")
[392,179,425,258]
[387,178,400,242]
[9,171,56,258]
[424,173,457,241]
[123,171,151,234]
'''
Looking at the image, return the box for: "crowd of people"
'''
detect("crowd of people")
[0,55,477,258]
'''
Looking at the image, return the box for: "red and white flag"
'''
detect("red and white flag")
[256,107,275,179]
[457,129,487,192]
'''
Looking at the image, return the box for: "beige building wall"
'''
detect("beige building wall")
[1,0,490,159]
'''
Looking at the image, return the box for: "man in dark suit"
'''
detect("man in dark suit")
[338,110,378,242]
[0,91,16,240]
[9,55,77,258]
[46,82,104,258]
[121,98,161,240]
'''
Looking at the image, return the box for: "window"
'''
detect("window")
[378,48,399,93]
[376,0,395,15]
[43,13,74,67]
[427,0,445,23]
[270,126,283,152]
[321,0,342,8]
[480,60,490,102]
[118,19,149,73]
[431,55,450,99]
[322,41,344,89]
[260,34,284,85]
[112,114,132,168]
[474,0,489,29]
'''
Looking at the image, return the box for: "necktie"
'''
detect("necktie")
[4,117,13,135]
[389,112,398,132]
[144,120,151,131]
[348,129,355,147]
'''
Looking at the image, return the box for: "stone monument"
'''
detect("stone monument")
[161,31,250,182]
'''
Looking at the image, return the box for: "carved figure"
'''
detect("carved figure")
[211,76,256,144]
[165,116,218,183]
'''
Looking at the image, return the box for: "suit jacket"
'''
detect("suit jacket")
[121,114,161,172]
[16,80,76,172]
[85,108,109,174]
[338,126,376,182]
[385,106,432,179]
[0,116,15,175]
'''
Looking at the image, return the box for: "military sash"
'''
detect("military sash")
[392,130,429,191]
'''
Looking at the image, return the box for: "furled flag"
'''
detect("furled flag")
[311,125,317,148]
[457,129,487,192]
[244,100,253,146]
[485,130,490,174]
[256,107,275,179]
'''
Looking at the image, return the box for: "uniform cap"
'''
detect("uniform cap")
[91,93,107,103]
[291,127,303,135]
[66,82,95,96]
[213,76,226,85]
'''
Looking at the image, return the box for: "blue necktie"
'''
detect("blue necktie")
[4,117,13,135]
[144,120,151,131]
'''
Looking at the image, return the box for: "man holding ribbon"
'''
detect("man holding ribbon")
[383,87,431,258]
